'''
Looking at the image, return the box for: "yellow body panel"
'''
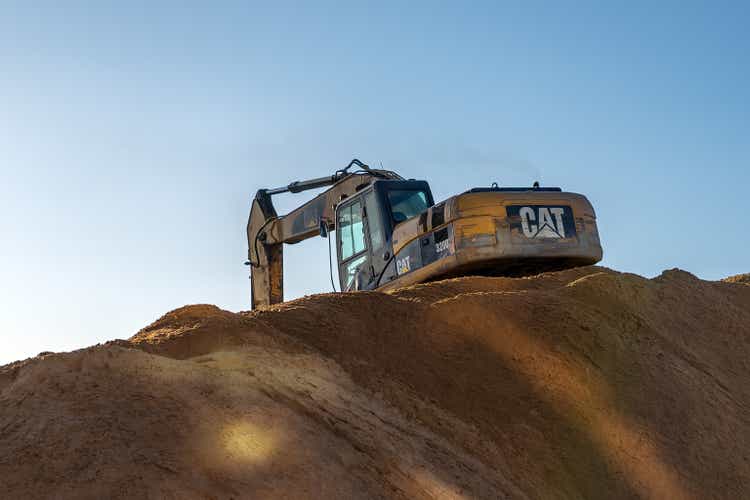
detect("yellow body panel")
[382,190,602,291]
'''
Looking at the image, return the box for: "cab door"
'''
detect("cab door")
[336,196,373,291]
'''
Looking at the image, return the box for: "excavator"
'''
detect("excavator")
[246,159,602,308]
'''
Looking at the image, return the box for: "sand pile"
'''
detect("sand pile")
[2,266,750,499]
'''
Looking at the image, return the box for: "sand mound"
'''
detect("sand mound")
[2,266,750,499]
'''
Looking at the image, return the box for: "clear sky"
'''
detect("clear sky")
[1,1,748,364]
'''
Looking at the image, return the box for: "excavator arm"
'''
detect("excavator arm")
[246,159,402,308]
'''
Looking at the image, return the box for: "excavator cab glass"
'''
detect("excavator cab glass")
[336,197,370,291]
[388,190,430,223]
[338,200,366,260]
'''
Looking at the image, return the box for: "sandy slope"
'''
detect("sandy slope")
[1,266,749,499]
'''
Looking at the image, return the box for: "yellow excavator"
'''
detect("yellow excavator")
[246,159,602,308]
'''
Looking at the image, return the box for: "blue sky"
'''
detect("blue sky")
[1,1,748,364]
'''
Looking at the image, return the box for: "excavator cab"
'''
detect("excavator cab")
[334,180,433,291]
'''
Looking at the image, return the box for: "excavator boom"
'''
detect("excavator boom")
[246,160,402,308]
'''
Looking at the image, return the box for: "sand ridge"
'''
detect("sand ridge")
[2,266,750,499]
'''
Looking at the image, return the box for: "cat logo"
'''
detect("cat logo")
[508,205,575,239]
[396,255,411,275]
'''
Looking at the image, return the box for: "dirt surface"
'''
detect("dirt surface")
[2,266,750,499]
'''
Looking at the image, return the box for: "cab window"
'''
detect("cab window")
[338,200,366,260]
[342,254,368,290]
[387,190,429,223]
